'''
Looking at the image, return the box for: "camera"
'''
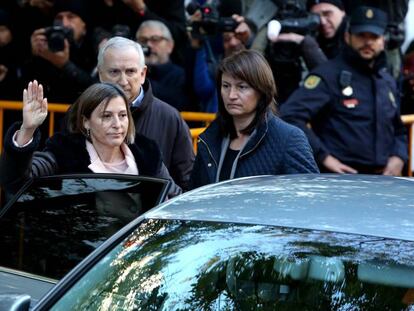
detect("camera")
[266,0,321,103]
[44,25,73,52]
[141,45,151,57]
[272,0,320,35]
[186,1,238,37]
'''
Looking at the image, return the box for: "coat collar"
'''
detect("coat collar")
[200,112,271,161]
[342,44,387,74]
[131,79,154,114]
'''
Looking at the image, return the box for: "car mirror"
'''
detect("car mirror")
[0,293,30,311]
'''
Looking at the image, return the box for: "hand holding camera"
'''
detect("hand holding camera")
[232,14,252,45]
[186,1,238,38]
[30,26,72,68]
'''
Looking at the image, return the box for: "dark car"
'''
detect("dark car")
[6,174,414,310]
[0,174,170,309]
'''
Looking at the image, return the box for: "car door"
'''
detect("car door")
[0,173,170,307]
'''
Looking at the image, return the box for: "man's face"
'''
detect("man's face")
[0,25,12,47]
[311,3,345,39]
[55,11,85,42]
[223,32,245,57]
[136,26,173,65]
[99,46,147,102]
[345,32,385,61]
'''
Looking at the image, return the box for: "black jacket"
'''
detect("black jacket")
[0,122,180,196]
[190,112,319,189]
[132,80,194,190]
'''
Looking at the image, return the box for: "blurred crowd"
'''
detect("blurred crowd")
[0,0,413,111]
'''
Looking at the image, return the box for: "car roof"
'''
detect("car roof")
[147,174,414,241]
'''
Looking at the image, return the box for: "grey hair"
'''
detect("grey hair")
[97,36,145,70]
[136,20,173,41]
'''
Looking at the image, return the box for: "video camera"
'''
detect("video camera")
[265,0,320,103]
[272,0,320,36]
[44,25,73,52]
[186,1,238,37]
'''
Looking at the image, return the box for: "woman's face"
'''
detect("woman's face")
[84,96,129,149]
[221,72,260,119]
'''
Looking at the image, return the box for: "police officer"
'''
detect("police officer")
[280,6,408,175]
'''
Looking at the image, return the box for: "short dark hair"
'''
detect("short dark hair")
[67,83,135,144]
[216,49,277,138]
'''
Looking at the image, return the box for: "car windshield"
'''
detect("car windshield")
[50,219,414,310]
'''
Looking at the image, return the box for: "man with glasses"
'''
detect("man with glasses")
[135,20,188,110]
[307,0,347,59]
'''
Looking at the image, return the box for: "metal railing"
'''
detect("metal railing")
[1,100,414,176]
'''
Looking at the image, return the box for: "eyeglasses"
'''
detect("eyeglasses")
[137,35,168,45]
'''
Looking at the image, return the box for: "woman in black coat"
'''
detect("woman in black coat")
[190,50,319,189]
[0,81,180,196]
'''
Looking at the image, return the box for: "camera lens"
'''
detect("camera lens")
[48,31,65,52]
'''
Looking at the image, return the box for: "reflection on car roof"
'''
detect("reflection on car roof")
[147,174,414,242]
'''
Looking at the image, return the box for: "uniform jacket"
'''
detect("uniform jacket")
[190,112,319,189]
[132,80,194,191]
[0,122,180,196]
[281,45,408,168]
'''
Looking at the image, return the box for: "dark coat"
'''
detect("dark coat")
[281,45,408,168]
[0,122,180,196]
[147,62,188,111]
[189,113,319,189]
[132,80,194,190]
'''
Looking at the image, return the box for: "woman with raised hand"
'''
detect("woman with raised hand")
[190,50,319,189]
[0,80,180,197]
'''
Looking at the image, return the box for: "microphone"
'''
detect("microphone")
[267,20,281,42]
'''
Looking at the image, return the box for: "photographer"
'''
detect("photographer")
[185,0,254,112]
[93,0,187,66]
[264,0,331,103]
[23,0,95,104]
[135,20,189,111]
[273,0,347,70]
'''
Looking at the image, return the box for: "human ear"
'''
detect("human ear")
[344,32,350,45]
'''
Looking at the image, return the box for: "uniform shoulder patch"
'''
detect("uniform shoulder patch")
[304,75,321,89]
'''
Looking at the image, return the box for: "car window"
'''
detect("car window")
[48,220,414,310]
[0,174,169,281]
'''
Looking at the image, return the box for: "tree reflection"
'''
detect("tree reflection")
[53,220,414,310]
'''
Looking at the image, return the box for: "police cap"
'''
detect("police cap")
[349,6,388,36]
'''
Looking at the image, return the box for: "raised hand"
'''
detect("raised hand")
[15,81,48,146]
[22,80,48,130]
